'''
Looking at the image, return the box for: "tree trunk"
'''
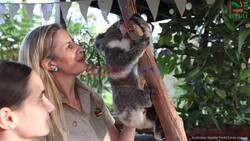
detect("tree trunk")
[117,0,187,141]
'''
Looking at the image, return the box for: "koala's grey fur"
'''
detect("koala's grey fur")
[95,15,164,140]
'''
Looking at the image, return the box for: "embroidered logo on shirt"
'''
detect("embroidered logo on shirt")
[95,107,104,117]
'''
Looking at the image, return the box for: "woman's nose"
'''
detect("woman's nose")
[44,97,55,113]
[72,42,83,54]
[77,45,84,54]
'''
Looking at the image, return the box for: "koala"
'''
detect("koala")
[95,15,164,140]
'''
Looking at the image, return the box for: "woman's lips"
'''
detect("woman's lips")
[77,58,85,63]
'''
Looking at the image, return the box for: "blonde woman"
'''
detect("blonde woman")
[18,23,135,141]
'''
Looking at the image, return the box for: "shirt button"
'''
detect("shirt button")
[72,121,77,127]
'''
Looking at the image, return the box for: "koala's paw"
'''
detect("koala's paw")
[144,84,157,95]
[131,35,150,50]
[130,14,151,36]
[140,36,150,47]
[142,85,153,107]
[153,119,165,141]
[130,14,149,31]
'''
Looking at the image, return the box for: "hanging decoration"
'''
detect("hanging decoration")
[206,0,215,5]
[98,0,113,23]
[78,0,92,23]
[174,0,187,16]
[146,0,160,21]
[9,4,20,20]
[24,3,35,21]
[41,3,54,21]
[0,4,6,19]
[60,1,72,21]
[0,1,187,23]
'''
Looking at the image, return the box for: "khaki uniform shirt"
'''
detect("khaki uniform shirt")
[64,83,115,141]
[34,82,115,141]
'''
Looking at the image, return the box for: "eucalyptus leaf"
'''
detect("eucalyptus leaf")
[222,14,236,32]
[186,67,202,81]
[238,28,250,55]
[239,85,250,97]
[216,89,226,99]
[240,68,250,80]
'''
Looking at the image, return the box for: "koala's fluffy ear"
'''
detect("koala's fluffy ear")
[95,33,105,52]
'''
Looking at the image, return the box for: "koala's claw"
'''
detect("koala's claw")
[154,119,165,141]
[129,14,151,33]
[129,14,143,22]
[132,35,149,47]
[142,36,150,46]
[144,84,157,95]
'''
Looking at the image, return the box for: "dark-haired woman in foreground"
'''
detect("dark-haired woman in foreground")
[0,60,54,141]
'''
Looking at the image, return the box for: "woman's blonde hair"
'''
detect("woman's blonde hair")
[19,23,68,141]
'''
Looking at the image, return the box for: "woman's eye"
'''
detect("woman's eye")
[67,44,73,49]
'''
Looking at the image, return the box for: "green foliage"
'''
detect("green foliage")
[0,8,38,60]
[156,0,250,128]
[76,30,110,93]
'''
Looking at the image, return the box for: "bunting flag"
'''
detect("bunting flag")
[60,1,72,21]
[41,3,54,21]
[0,1,187,23]
[9,4,20,20]
[98,0,113,23]
[0,4,6,19]
[78,0,92,23]
[24,4,35,21]
[146,0,160,21]
[206,0,215,5]
[174,0,187,16]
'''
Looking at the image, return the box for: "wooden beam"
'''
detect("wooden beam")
[117,0,187,141]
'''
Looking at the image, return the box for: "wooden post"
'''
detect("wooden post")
[117,0,188,141]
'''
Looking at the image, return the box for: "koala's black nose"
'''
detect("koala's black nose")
[95,42,100,48]
[95,42,102,53]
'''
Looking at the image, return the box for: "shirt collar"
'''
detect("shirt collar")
[60,80,92,114]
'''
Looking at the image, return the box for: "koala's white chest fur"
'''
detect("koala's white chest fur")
[107,39,131,52]
[107,38,145,80]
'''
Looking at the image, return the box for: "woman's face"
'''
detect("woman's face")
[52,29,85,76]
[14,71,54,138]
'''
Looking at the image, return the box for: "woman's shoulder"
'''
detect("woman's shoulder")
[75,79,104,106]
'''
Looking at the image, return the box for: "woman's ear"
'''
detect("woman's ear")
[0,107,17,130]
[41,59,56,71]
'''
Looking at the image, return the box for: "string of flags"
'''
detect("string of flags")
[0,1,95,22]
[0,0,215,23]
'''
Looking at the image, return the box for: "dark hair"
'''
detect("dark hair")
[0,60,32,109]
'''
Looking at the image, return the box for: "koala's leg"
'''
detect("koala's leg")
[112,85,152,128]
[142,105,165,140]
